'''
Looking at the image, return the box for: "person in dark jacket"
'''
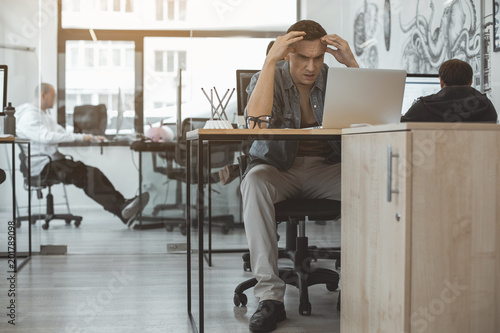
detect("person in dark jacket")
[401,59,498,123]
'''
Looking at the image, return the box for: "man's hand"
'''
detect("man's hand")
[83,134,106,142]
[266,31,306,64]
[321,34,359,68]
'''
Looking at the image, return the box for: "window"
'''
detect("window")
[84,48,94,67]
[81,94,92,105]
[125,49,134,68]
[167,0,174,20]
[125,0,133,12]
[143,37,272,125]
[112,49,121,67]
[99,49,108,66]
[60,2,295,134]
[99,94,108,105]
[156,0,185,21]
[100,0,107,11]
[69,47,79,68]
[154,50,186,73]
[65,41,135,134]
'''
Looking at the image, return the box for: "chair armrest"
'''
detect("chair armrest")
[237,154,248,179]
[30,153,53,164]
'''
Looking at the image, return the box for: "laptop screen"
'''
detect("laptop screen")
[402,74,441,115]
[322,67,407,129]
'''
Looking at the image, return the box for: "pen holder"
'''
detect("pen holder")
[201,86,235,129]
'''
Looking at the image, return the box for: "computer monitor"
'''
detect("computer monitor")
[401,74,441,115]
[236,69,259,116]
[73,104,108,135]
[0,65,7,109]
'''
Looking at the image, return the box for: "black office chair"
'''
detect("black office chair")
[152,117,238,234]
[16,151,82,230]
[233,157,342,315]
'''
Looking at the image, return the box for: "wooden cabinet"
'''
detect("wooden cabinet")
[340,123,500,333]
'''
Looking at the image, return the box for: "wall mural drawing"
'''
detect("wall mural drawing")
[384,0,391,51]
[351,0,482,77]
[353,0,380,68]
[400,0,480,73]
[495,0,500,51]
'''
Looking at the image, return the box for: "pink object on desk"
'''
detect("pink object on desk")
[146,120,174,142]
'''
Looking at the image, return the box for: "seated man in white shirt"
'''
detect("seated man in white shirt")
[16,83,149,226]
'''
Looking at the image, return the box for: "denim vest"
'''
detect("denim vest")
[244,61,341,175]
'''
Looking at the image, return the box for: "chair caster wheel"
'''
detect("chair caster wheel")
[299,302,311,316]
[180,226,187,236]
[165,225,174,232]
[327,283,338,291]
[221,225,230,235]
[16,220,21,228]
[65,219,72,225]
[74,220,81,227]
[42,223,49,230]
[233,293,247,306]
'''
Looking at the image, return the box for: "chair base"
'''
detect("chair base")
[17,213,83,230]
[235,236,341,315]
[134,214,187,235]
[150,203,234,235]
[233,267,340,315]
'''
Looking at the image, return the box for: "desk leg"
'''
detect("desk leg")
[208,141,212,266]
[12,142,17,271]
[198,139,205,333]
[187,140,193,322]
[138,151,143,228]
[28,143,32,262]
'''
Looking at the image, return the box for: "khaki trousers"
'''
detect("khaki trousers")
[240,156,341,302]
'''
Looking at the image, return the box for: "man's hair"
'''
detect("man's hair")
[35,83,53,97]
[438,59,473,86]
[286,20,327,41]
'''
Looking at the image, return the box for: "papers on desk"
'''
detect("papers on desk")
[0,134,15,141]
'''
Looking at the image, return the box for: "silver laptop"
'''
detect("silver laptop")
[322,67,407,129]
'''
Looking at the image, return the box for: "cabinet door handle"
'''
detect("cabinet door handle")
[387,145,400,202]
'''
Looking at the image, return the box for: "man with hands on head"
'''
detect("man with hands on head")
[16,83,149,227]
[241,20,358,332]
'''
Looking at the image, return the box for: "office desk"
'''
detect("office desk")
[340,123,500,333]
[0,139,31,272]
[59,139,132,154]
[129,141,183,231]
[185,128,341,333]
